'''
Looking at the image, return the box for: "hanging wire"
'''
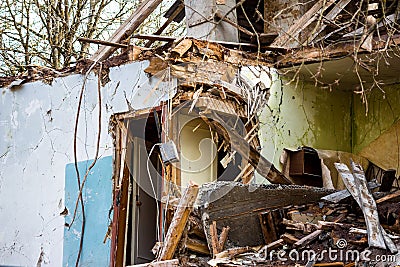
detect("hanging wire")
[147,143,162,241]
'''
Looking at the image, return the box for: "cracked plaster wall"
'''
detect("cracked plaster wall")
[0,61,175,266]
[353,84,400,174]
[258,71,400,180]
[258,72,353,180]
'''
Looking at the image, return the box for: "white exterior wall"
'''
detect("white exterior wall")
[0,61,175,266]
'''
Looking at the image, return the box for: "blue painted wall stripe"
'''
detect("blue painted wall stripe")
[63,156,113,267]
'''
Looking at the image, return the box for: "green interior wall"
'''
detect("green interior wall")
[353,84,400,153]
[257,70,400,179]
[258,72,353,172]
[352,84,400,173]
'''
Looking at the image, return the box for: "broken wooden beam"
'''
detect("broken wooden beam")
[145,3,185,47]
[218,226,230,252]
[210,221,220,256]
[270,0,336,48]
[215,246,253,259]
[281,233,299,244]
[91,0,163,62]
[293,229,323,248]
[209,221,231,256]
[215,11,255,37]
[158,183,199,261]
[78,37,129,49]
[321,181,380,203]
[318,221,343,230]
[266,238,285,250]
[201,111,291,184]
[127,259,179,267]
[305,0,352,44]
[336,162,386,249]
[351,161,397,253]
[376,190,400,204]
[185,237,210,255]
[336,162,397,253]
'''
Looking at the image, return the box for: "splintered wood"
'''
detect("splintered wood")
[335,162,397,253]
[271,0,336,48]
[164,180,400,266]
[157,183,199,261]
[127,259,179,267]
[91,0,163,62]
[209,221,230,256]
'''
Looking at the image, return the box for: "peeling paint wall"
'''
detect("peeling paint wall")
[258,71,353,175]
[258,71,400,179]
[353,84,400,173]
[0,61,174,266]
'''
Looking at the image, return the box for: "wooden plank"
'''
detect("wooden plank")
[293,229,323,248]
[158,183,199,261]
[281,233,299,244]
[266,238,284,250]
[215,246,253,259]
[201,111,291,184]
[145,3,185,47]
[138,34,287,52]
[350,161,397,253]
[335,162,393,251]
[127,259,179,267]
[200,183,333,247]
[336,162,385,249]
[90,0,163,62]
[321,181,380,203]
[210,221,220,256]
[185,238,210,255]
[271,0,336,48]
[218,226,230,252]
[305,0,352,44]
[78,37,129,48]
[259,210,278,244]
[376,190,400,204]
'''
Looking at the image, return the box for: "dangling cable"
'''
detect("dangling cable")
[147,143,162,241]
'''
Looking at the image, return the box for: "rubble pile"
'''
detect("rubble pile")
[134,163,400,267]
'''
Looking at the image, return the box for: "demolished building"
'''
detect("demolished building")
[1,0,400,266]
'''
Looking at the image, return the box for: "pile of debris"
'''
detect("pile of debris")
[129,161,400,267]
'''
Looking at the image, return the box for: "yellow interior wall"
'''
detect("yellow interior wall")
[179,117,217,186]
[353,84,400,174]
